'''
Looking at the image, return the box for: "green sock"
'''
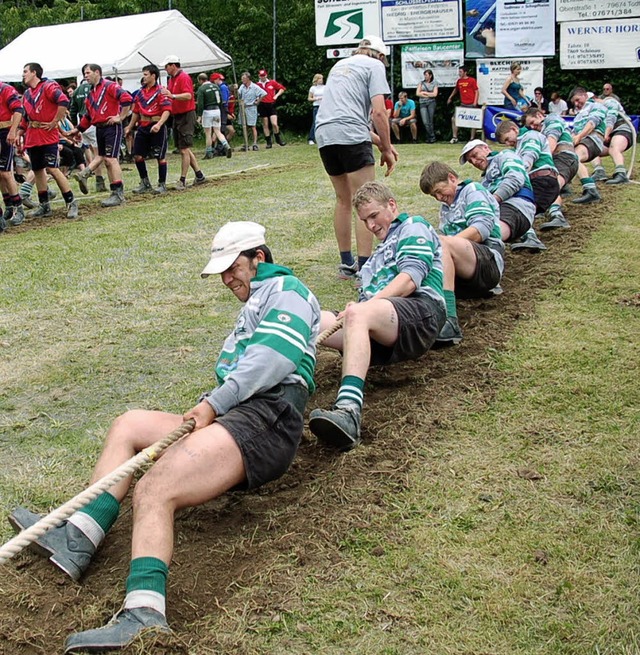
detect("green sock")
[126,556,169,595]
[580,176,596,191]
[444,290,457,318]
[336,375,365,410]
[79,491,120,534]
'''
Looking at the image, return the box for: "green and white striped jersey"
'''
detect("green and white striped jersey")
[572,99,607,145]
[360,213,445,309]
[541,114,576,152]
[202,263,320,416]
[516,127,557,173]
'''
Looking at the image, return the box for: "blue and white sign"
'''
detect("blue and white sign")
[382,0,463,44]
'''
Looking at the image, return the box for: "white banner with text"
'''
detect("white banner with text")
[556,0,640,22]
[315,0,381,46]
[400,42,465,88]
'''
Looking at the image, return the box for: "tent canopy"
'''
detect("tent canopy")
[0,10,232,82]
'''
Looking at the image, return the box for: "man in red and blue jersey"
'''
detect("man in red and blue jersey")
[18,62,78,220]
[160,55,205,190]
[256,69,286,148]
[68,64,132,208]
[0,80,25,230]
[125,64,172,195]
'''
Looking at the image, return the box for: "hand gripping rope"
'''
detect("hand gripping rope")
[0,419,196,565]
[0,320,345,565]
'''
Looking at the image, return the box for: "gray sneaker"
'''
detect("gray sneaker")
[571,187,601,204]
[10,205,25,226]
[175,179,187,191]
[435,316,463,347]
[225,144,232,158]
[2,205,11,225]
[29,202,52,218]
[101,188,125,208]
[540,212,570,231]
[66,199,79,219]
[151,182,167,195]
[47,187,57,201]
[132,178,152,194]
[0,213,6,232]
[73,169,91,195]
[591,167,607,182]
[8,507,96,581]
[193,174,206,186]
[337,261,358,281]
[606,171,629,185]
[20,192,36,209]
[511,229,547,252]
[309,405,361,451]
[95,176,107,193]
[64,607,171,653]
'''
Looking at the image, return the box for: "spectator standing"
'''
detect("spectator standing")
[416,69,438,143]
[237,72,266,151]
[196,73,231,159]
[548,92,568,116]
[160,55,205,190]
[0,80,25,229]
[256,69,286,147]
[447,65,479,143]
[307,73,325,145]
[501,62,530,110]
[314,35,398,280]
[391,91,418,143]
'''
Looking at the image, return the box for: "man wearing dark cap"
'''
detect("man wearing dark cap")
[256,68,286,148]
[9,220,321,653]
[160,55,205,190]
[211,72,235,151]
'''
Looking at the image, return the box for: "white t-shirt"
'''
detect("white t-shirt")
[309,84,325,107]
[548,98,568,115]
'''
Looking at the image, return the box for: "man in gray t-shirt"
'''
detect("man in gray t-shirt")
[315,35,398,281]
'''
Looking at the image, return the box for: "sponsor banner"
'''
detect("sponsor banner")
[315,0,381,47]
[556,0,640,22]
[476,58,544,106]
[455,106,483,128]
[400,42,465,88]
[382,0,463,44]
[465,0,555,58]
[560,19,640,68]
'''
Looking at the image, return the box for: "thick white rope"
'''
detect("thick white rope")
[621,113,637,180]
[0,419,195,565]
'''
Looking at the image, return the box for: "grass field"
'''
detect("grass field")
[0,142,638,654]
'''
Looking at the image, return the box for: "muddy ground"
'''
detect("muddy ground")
[0,184,612,654]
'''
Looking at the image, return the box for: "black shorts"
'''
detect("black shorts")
[576,135,603,162]
[216,384,308,490]
[258,103,277,118]
[96,123,123,158]
[500,203,531,241]
[455,242,502,299]
[59,143,85,169]
[0,128,14,172]
[133,124,168,160]
[610,126,632,151]
[531,173,560,214]
[553,151,579,184]
[173,110,196,149]
[28,143,59,171]
[370,295,446,366]
[319,141,375,177]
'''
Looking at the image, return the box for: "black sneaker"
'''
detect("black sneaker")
[571,187,601,204]
[337,261,358,281]
[435,316,463,347]
[64,607,170,653]
[309,405,361,451]
[511,229,547,252]
[606,171,629,185]
[540,212,570,231]
[591,168,608,182]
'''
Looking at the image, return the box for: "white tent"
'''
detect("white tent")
[0,10,232,82]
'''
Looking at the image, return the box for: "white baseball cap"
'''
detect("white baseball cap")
[161,54,180,67]
[359,35,390,56]
[201,221,266,277]
[459,139,487,165]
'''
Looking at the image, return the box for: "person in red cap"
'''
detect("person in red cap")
[210,72,235,152]
[256,69,286,148]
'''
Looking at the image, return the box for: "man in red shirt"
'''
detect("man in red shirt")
[447,65,479,143]
[18,62,78,219]
[160,55,205,190]
[0,81,25,230]
[68,64,132,207]
[125,64,172,195]
[256,69,286,148]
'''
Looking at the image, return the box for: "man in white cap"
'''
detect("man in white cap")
[160,55,205,190]
[314,35,399,282]
[9,221,321,653]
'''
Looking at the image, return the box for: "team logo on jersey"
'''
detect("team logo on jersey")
[277,313,291,323]
[416,237,427,244]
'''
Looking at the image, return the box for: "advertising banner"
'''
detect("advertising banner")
[315,0,381,47]
[560,19,640,68]
[465,0,556,58]
[476,58,544,106]
[556,0,640,22]
[483,105,522,140]
[382,0,463,44]
[400,42,465,88]
[455,106,483,129]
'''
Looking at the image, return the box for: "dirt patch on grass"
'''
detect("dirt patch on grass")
[0,189,610,653]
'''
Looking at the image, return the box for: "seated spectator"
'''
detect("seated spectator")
[309,181,446,451]
[532,87,548,113]
[420,161,505,345]
[459,140,545,252]
[548,92,568,116]
[391,92,418,143]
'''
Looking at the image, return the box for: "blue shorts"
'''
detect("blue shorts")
[96,123,123,158]
[28,144,59,171]
[133,124,168,160]
[0,128,14,172]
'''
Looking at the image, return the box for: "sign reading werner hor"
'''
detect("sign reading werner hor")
[560,18,640,68]
[382,0,463,44]
[315,0,381,47]
[556,0,640,22]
